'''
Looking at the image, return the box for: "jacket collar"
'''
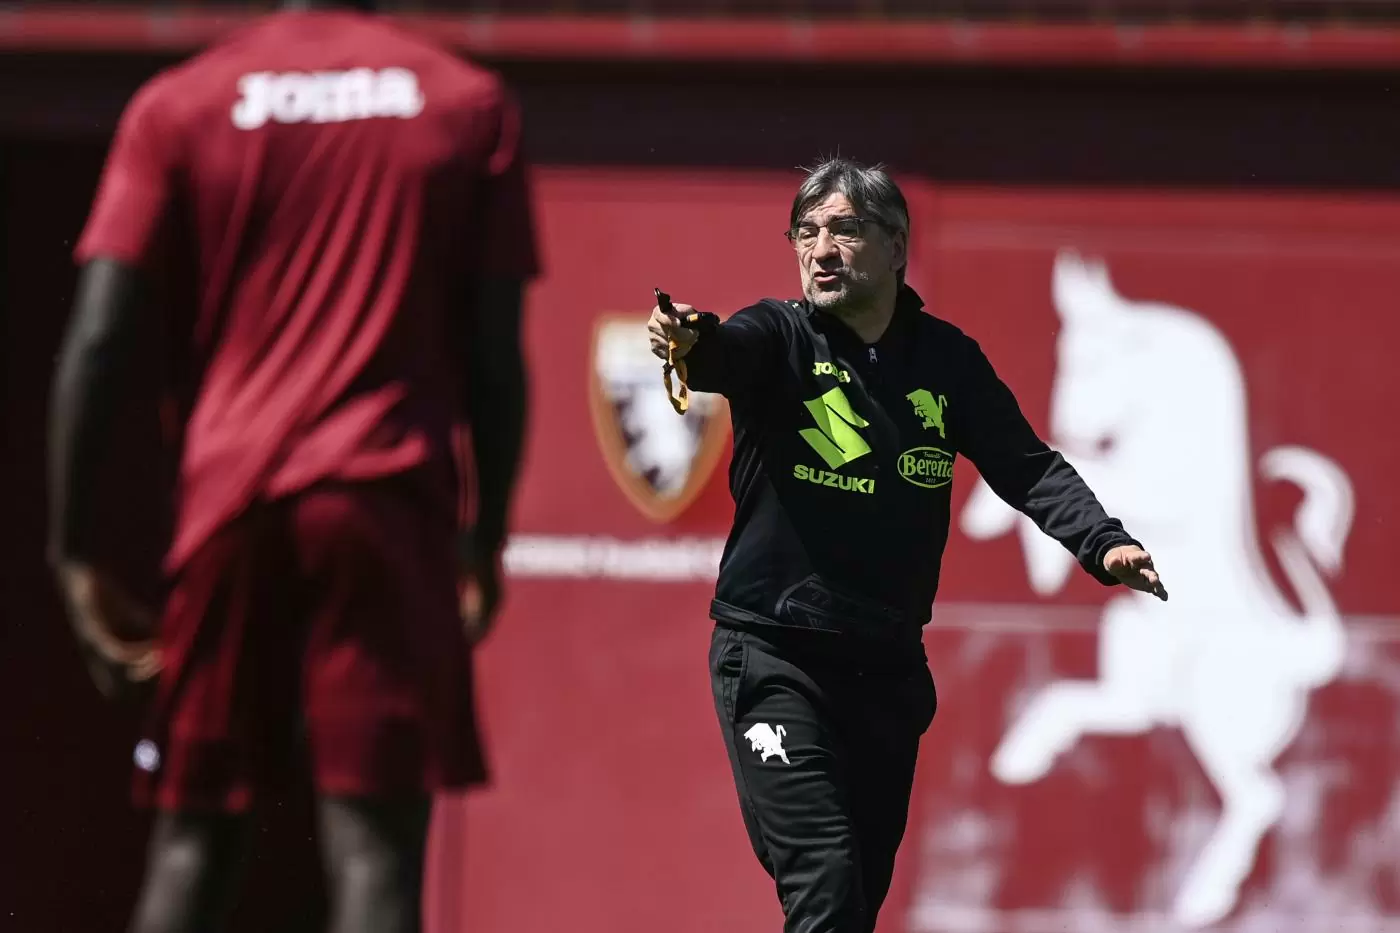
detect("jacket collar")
[895,282,925,313]
[806,282,924,349]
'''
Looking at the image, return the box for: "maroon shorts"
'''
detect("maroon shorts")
[134,482,485,812]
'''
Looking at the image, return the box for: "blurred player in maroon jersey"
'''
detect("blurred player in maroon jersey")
[46,1,536,930]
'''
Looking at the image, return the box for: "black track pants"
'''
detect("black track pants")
[710,625,938,933]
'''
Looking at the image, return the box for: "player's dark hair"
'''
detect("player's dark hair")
[790,157,911,285]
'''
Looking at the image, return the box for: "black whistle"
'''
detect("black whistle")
[655,287,678,319]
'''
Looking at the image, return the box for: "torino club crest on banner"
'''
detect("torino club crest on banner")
[587,314,730,523]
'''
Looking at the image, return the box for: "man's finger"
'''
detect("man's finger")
[1138,562,1168,601]
[1128,567,1168,601]
[658,320,693,336]
[128,649,164,682]
[86,626,158,665]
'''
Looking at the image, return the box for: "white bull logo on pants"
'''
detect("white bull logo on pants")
[744,723,790,764]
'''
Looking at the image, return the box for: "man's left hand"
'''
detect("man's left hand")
[1103,545,1168,601]
[456,531,504,646]
[53,562,162,697]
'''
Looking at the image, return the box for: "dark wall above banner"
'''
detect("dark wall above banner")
[5,5,1400,68]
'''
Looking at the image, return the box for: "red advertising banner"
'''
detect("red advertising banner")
[425,169,1400,933]
[906,190,1399,933]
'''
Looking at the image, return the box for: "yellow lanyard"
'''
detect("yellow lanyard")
[664,340,691,414]
[657,287,692,414]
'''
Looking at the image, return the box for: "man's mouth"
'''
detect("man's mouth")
[812,271,844,286]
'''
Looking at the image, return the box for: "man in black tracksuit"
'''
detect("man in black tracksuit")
[648,158,1168,933]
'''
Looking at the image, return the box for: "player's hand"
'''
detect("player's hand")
[648,303,699,362]
[54,562,162,698]
[1103,545,1168,601]
[457,532,504,646]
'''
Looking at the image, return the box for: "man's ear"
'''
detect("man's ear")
[890,229,909,276]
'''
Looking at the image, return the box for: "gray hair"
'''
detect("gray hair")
[789,157,911,283]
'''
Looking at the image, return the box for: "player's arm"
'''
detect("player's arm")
[451,278,527,646]
[48,260,150,565]
[647,301,783,399]
[461,85,535,559]
[953,338,1161,593]
[51,83,172,565]
[450,82,539,640]
[46,81,174,693]
[460,278,528,559]
[47,258,164,694]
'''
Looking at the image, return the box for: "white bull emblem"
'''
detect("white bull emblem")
[744,723,790,764]
[962,251,1355,929]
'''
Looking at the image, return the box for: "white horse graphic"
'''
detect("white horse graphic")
[961,251,1355,929]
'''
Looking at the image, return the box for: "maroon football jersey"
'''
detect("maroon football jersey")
[75,10,539,573]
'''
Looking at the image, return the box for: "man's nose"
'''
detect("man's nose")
[810,228,841,261]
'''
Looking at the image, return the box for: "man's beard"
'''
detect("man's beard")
[805,269,876,317]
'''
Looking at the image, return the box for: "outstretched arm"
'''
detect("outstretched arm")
[956,338,1167,599]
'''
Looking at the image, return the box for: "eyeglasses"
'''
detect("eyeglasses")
[785,216,886,250]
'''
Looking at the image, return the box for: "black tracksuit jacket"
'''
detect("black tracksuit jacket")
[682,284,1138,648]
